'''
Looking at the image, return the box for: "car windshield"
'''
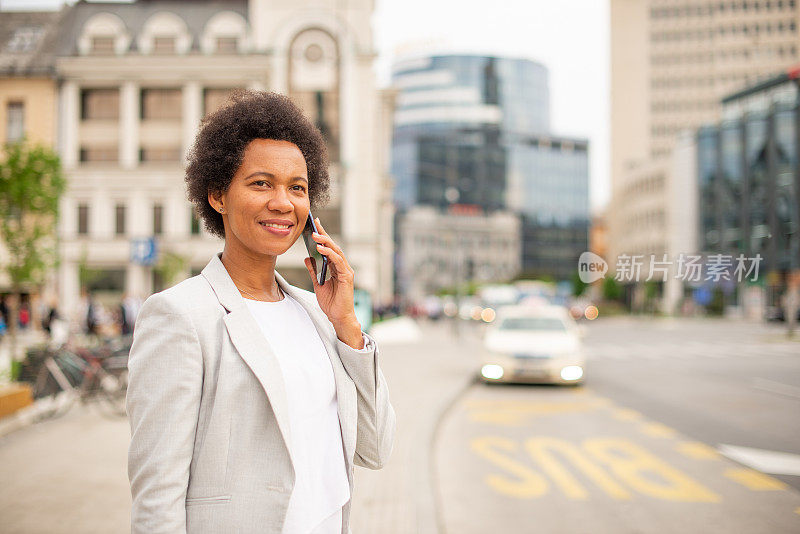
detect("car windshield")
[497,317,568,332]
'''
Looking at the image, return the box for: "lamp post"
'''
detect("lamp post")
[445,186,461,335]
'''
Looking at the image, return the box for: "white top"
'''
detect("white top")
[245,292,352,534]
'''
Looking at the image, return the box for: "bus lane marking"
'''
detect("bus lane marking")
[612,408,643,421]
[470,435,720,503]
[723,468,788,491]
[639,422,678,438]
[676,441,720,460]
[465,399,606,426]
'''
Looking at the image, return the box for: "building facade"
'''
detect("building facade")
[397,205,521,302]
[694,70,800,316]
[609,0,800,312]
[0,10,62,301]
[391,54,589,294]
[46,0,393,317]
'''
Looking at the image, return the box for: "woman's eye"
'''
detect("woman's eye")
[292,185,307,192]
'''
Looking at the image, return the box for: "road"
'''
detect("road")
[0,315,798,533]
[436,316,800,534]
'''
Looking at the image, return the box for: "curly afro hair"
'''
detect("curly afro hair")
[185,90,330,239]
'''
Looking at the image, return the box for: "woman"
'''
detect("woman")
[126,91,395,534]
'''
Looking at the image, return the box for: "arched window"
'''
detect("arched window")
[200,11,248,54]
[287,28,340,162]
[77,13,130,56]
[137,12,192,55]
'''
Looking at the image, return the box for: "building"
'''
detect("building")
[0,9,63,310]
[397,205,521,302]
[47,0,393,316]
[391,53,589,292]
[0,10,61,147]
[692,68,800,317]
[609,0,800,311]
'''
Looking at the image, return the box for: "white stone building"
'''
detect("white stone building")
[398,205,521,302]
[48,0,394,318]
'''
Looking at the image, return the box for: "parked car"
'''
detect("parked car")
[479,305,585,385]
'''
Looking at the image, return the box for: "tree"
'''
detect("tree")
[0,140,66,371]
[602,276,622,301]
[571,270,587,297]
[153,251,189,289]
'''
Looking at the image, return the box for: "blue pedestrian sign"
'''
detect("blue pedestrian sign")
[693,287,712,306]
[131,238,158,266]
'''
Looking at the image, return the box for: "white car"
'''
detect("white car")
[479,305,585,385]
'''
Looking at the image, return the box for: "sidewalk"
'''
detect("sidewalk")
[0,316,477,533]
[349,318,478,534]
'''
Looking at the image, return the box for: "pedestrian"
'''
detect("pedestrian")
[42,301,58,334]
[121,293,141,335]
[0,295,7,326]
[126,90,395,534]
[86,293,99,335]
[18,300,29,330]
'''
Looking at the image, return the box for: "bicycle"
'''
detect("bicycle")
[29,336,130,421]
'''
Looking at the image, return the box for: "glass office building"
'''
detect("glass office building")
[391,54,589,281]
[697,71,800,309]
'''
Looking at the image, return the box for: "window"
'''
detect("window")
[79,146,117,162]
[81,88,119,120]
[140,147,181,162]
[215,36,238,54]
[153,36,175,54]
[115,204,126,235]
[78,204,89,235]
[203,88,239,116]
[141,88,182,120]
[90,36,115,55]
[153,203,163,235]
[6,26,44,53]
[190,208,200,235]
[6,101,24,143]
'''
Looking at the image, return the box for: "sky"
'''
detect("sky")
[1,0,610,213]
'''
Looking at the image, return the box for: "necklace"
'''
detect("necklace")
[238,284,284,302]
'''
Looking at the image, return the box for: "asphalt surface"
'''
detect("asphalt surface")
[435,316,800,534]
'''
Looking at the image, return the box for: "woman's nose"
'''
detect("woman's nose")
[267,188,293,211]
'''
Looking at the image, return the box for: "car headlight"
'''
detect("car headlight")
[481,364,504,380]
[560,365,583,381]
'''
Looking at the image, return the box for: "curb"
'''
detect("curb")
[0,393,74,439]
[428,374,479,534]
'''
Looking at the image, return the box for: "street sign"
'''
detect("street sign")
[693,287,712,306]
[130,238,158,266]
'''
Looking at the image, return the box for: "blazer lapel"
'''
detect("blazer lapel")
[201,253,357,477]
[201,254,295,471]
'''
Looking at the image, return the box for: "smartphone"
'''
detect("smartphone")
[302,212,330,285]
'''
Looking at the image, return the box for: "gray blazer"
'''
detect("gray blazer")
[126,253,395,533]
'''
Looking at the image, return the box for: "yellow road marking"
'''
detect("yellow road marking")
[471,435,721,502]
[525,437,632,500]
[467,401,605,426]
[723,468,788,491]
[640,422,678,438]
[675,441,719,460]
[471,436,548,498]
[795,506,800,515]
[584,438,721,502]
[612,408,642,421]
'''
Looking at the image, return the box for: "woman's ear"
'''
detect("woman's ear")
[208,191,224,213]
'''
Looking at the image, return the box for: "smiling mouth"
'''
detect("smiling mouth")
[260,222,293,230]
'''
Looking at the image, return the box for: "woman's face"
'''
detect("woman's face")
[210,138,310,258]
